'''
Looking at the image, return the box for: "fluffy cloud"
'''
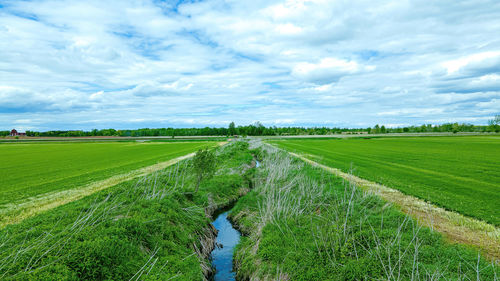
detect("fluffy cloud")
[292,58,374,84]
[441,51,500,77]
[0,0,499,130]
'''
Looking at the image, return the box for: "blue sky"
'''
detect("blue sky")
[0,0,499,131]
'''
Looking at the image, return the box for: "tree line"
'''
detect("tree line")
[1,117,499,137]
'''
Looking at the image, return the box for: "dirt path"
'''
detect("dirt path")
[285,150,500,262]
[0,142,227,229]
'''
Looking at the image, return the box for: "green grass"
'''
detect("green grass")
[0,142,254,280]
[269,136,500,225]
[231,142,497,280]
[0,141,216,206]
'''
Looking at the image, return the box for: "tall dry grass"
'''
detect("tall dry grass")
[236,140,497,280]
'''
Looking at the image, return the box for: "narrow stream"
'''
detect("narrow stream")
[210,160,259,281]
[210,212,240,280]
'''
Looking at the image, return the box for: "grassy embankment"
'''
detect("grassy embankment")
[230,141,498,280]
[268,136,500,225]
[0,141,254,280]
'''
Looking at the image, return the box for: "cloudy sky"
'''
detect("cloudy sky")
[1,0,499,131]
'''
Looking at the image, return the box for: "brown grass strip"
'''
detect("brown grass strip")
[287,151,500,262]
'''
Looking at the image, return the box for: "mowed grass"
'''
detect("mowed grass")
[269,136,500,225]
[0,141,216,206]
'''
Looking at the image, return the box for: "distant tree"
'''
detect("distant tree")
[254,121,265,135]
[229,122,236,136]
[192,148,216,193]
[11,122,494,139]
[488,115,500,132]
[381,125,386,133]
[494,115,500,125]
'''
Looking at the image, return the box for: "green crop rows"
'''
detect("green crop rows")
[269,136,500,225]
[0,139,497,279]
[0,141,216,206]
[0,142,254,280]
[230,142,497,280]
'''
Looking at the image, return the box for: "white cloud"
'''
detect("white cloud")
[313,84,333,92]
[292,58,374,84]
[441,51,500,75]
[275,23,303,35]
[476,98,500,111]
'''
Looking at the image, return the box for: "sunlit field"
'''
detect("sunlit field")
[0,141,215,206]
[270,136,500,225]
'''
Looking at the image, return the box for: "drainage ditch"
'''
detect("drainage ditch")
[209,160,259,280]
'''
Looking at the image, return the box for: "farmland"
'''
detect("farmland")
[269,136,500,225]
[0,142,254,280]
[0,139,497,280]
[229,140,498,280]
[0,141,217,206]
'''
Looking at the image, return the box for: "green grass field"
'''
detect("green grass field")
[0,142,254,280]
[269,136,500,225]
[0,141,216,206]
[230,141,497,280]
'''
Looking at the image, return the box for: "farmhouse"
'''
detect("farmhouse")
[10,129,26,136]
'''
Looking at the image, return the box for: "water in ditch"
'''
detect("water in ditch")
[210,160,259,280]
[210,211,240,280]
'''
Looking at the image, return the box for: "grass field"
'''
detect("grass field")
[230,141,497,280]
[0,141,216,206]
[269,136,500,225]
[0,142,254,280]
[0,139,497,279]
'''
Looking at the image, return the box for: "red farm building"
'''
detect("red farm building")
[10,129,26,137]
